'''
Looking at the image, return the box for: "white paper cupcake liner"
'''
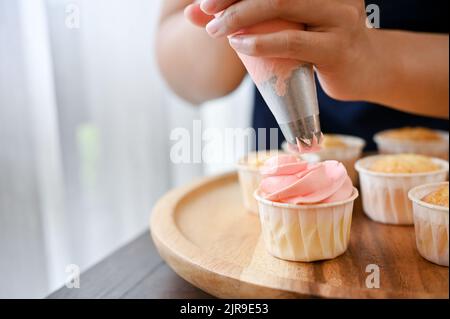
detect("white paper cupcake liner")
[254,188,359,262]
[374,130,449,160]
[408,182,449,267]
[282,135,366,185]
[355,156,449,225]
[237,167,262,214]
[237,150,284,214]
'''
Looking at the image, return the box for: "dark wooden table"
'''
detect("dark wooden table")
[47,232,213,299]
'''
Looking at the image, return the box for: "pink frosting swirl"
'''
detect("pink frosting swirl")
[259,155,353,204]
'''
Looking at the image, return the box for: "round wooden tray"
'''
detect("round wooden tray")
[150,172,448,299]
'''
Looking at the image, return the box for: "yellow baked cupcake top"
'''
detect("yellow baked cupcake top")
[322,135,347,149]
[369,154,441,174]
[381,127,442,141]
[422,186,449,208]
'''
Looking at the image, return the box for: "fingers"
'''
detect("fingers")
[206,0,341,38]
[228,30,334,65]
[200,0,239,15]
[184,3,214,27]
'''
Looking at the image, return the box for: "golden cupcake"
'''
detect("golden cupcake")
[409,182,449,267]
[382,127,442,141]
[355,154,449,225]
[374,127,449,160]
[321,135,348,148]
[369,154,441,174]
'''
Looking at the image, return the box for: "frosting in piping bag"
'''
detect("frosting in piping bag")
[232,20,304,96]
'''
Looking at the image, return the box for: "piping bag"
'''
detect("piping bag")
[230,20,323,152]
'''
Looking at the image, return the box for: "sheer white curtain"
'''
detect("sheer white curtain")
[0,0,252,298]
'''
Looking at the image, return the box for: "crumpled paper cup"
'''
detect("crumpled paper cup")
[408,182,449,267]
[254,188,359,262]
[355,155,449,225]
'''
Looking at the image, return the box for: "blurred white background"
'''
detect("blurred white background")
[0,0,252,298]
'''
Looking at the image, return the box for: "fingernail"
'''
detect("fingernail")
[228,36,244,50]
[206,19,223,37]
[200,0,216,14]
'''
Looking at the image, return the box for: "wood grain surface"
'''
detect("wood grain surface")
[150,172,449,299]
[47,232,213,299]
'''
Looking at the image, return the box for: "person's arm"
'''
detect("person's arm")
[365,30,448,118]
[199,0,449,118]
[156,0,246,104]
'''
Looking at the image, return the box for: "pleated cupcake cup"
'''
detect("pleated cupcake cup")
[355,155,449,225]
[237,151,318,214]
[282,135,366,185]
[254,188,359,262]
[237,151,284,214]
[374,130,449,160]
[408,182,449,267]
[237,163,262,214]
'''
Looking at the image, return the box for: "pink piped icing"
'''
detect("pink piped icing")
[259,155,353,204]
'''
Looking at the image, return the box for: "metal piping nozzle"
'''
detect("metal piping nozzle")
[256,64,323,151]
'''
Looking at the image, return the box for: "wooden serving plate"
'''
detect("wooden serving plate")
[150,172,448,299]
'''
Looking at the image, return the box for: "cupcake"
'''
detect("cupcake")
[374,127,449,160]
[254,155,359,262]
[282,134,366,184]
[355,154,449,225]
[409,182,449,266]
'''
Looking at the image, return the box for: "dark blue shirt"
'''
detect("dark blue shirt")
[253,0,449,150]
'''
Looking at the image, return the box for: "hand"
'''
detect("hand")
[193,0,379,102]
